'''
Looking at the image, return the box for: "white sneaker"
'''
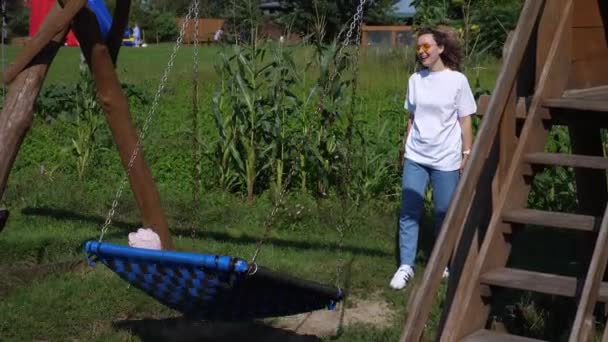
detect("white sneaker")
[442,267,449,279]
[390,265,414,289]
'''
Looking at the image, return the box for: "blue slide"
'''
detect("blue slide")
[87,0,113,40]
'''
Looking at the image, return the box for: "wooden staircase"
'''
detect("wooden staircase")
[400,0,608,341]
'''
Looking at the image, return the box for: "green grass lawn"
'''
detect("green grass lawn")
[0,42,500,341]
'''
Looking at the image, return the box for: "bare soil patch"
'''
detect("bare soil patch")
[271,293,395,337]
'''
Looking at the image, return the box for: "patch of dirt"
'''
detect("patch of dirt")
[271,293,395,337]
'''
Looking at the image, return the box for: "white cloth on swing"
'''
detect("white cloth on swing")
[128,228,162,250]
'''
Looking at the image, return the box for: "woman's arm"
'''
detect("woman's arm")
[459,115,473,172]
[400,115,413,166]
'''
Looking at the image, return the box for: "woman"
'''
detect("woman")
[390,27,476,290]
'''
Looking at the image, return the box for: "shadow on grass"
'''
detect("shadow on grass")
[113,318,321,342]
[0,209,8,233]
[20,207,391,258]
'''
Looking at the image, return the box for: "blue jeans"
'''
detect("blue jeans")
[399,158,460,266]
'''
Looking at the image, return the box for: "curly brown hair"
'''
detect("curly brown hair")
[415,27,463,72]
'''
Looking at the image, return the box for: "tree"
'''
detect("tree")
[5,0,29,38]
[410,0,523,57]
[279,0,397,42]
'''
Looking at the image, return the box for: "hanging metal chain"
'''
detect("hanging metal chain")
[193,1,200,69]
[250,163,297,267]
[99,1,199,242]
[318,0,368,105]
[335,0,367,292]
[190,0,201,246]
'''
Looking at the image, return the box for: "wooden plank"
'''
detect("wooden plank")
[572,28,607,61]
[567,122,608,341]
[568,51,608,89]
[68,4,174,250]
[537,0,569,83]
[477,94,491,116]
[563,85,608,99]
[3,0,86,84]
[573,0,606,27]
[400,1,547,341]
[480,267,608,302]
[493,87,519,208]
[502,209,598,231]
[440,2,574,340]
[0,4,67,207]
[569,206,608,342]
[437,139,499,336]
[524,152,608,169]
[543,98,608,112]
[461,329,546,342]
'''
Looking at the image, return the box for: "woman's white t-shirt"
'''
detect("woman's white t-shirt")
[404,68,477,171]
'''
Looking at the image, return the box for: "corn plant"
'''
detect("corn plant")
[301,37,357,197]
[70,66,105,180]
[267,44,301,192]
[211,59,242,193]
[213,40,299,201]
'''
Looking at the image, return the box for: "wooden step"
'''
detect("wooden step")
[502,209,598,231]
[461,329,545,342]
[563,85,608,100]
[480,268,608,301]
[543,98,608,112]
[524,152,608,169]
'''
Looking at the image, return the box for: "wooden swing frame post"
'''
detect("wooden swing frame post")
[0,0,174,249]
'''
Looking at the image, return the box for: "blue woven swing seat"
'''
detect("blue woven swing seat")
[84,241,343,320]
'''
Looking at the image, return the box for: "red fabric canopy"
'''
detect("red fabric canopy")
[29,0,79,46]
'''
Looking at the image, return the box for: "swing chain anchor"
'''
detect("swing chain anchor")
[99,0,199,242]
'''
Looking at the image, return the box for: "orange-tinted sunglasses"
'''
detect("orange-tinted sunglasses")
[416,43,432,53]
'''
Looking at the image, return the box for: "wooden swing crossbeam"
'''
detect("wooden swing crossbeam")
[3,0,86,84]
[0,0,174,249]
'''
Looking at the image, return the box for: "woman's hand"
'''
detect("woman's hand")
[459,115,473,175]
[460,154,469,174]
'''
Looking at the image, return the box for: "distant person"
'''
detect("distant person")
[133,23,141,47]
[213,28,224,43]
[389,26,476,290]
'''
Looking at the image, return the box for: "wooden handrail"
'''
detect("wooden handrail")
[399,0,545,340]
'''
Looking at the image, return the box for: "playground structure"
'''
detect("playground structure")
[400,0,608,341]
[0,0,607,340]
[0,0,175,248]
[30,0,79,46]
[29,0,142,47]
[0,0,363,323]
